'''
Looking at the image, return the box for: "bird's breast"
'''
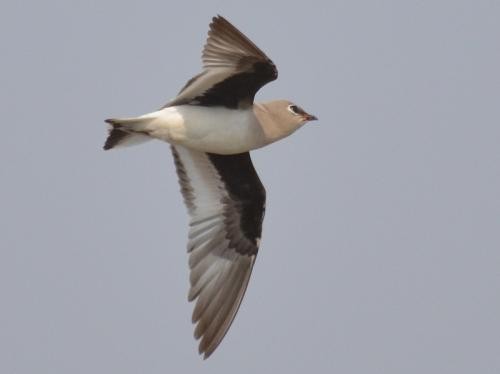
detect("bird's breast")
[162,105,267,154]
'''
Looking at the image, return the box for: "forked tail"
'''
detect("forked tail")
[103,118,152,150]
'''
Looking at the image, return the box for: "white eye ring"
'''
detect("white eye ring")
[287,104,299,115]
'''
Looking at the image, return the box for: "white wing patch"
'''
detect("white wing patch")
[171,145,257,359]
[170,68,234,107]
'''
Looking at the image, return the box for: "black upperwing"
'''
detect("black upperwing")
[165,15,277,109]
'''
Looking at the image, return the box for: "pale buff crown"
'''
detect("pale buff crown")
[253,100,317,145]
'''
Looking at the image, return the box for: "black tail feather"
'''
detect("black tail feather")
[104,128,129,150]
[103,118,153,150]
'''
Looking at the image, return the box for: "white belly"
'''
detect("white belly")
[142,105,266,154]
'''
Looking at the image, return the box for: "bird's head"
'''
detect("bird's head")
[255,100,317,144]
[284,101,318,124]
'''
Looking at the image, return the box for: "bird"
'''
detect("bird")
[104,15,317,359]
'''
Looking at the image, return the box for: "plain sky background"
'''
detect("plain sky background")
[1,1,499,373]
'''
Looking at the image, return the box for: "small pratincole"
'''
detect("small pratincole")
[104,15,317,359]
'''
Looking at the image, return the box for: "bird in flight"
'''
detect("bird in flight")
[104,15,317,359]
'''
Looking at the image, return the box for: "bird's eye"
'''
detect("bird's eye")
[288,105,299,114]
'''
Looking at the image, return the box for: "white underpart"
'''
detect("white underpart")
[138,105,267,154]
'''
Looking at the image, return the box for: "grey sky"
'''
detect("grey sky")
[1,1,499,373]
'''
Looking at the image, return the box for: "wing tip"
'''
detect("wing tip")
[201,346,215,360]
[211,14,227,26]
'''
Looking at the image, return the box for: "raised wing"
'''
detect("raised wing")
[165,16,278,109]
